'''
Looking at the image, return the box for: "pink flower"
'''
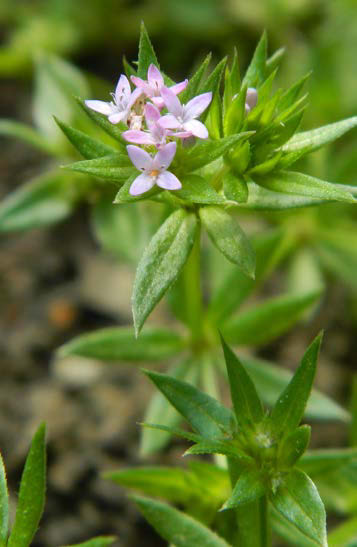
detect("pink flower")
[131,64,188,109]
[123,103,168,148]
[85,75,142,125]
[127,142,181,195]
[245,88,258,114]
[158,87,212,139]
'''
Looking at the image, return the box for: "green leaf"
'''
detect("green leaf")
[0,119,58,156]
[328,515,357,547]
[200,206,255,279]
[270,469,327,546]
[133,496,230,547]
[278,425,311,468]
[242,31,267,88]
[223,85,247,136]
[270,334,323,436]
[64,154,135,184]
[143,370,232,438]
[223,172,248,203]
[76,97,126,148]
[272,506,318,547]
[104,467,193,504]
[222,469,265,510]
[184,440,252,463]
[137,22,160,79]
[241,181,324,210]
[0,454,8,547]
[198,57,227,98]
[221,336,263,428]
[62,538,116,547]
[181,54,212,103]
[223,290,322,346]
[141,423,202,444]
[58,326,185,362]
[54,117,116,159]
[278,72,311,112]
[241,355,349,423]
[300,448,357,476]
[0,172,83,232]
[282,116,357,154]
[176,175,224,204]
[8,423,46,547]
[256,171,356,203]
[132,209,197,335]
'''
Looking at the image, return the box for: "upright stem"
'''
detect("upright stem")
[182,221,203,342]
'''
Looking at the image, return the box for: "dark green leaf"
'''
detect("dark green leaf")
[223,85,247,136]
[0,454,8,547]
[270,469,327,546]
[64,154,135,183]
[176,175,224,204]
[144,370,232,438]
[58,326,185,362]
[278,73,311,112]
[242,31,267,87]
[133,496,230,547]
[54,117,116,159]
[271,506,318,547]
[76,97,127,148]
[222,469,265,510]
[223,172,248,203]
[137,22,160,79]
[62,538,116,547]
[270,334,323,436]
[200,206,255,278]
[198,57,227,98]
[278,425,311,468]
[132,209,197,335]
[223,290,322,346]
[8,424,46,547]
[181,54,212,103]
[140,423,202,444]
[184,440,252,464]
[0,119,58,156]
[221,336,263,427]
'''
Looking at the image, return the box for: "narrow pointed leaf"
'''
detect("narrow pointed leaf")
[137,22,160,79]
[270,334,323,436]
[63,538,116,547]
[266,47,285,72]
[8,423,46,547]
[64,154,135,184]
[185,440,252,464]
[133,496,230,547]
[278,73,311,112]
[223,172,248,203]
[140,423,202,444]
[0,119,58,156]
[54,117,116,159]
[221,337,263,427]
[223,290,322,346]
[144,370,232,438]
[0,454,8,547]
[272,506,319,547]
[223,85,247,136]
[133,209,197,334]
[76,97,127,147]
[270,469,327,546]
[222,469,265,510]
[300,448,357,475]
[198,57,227,98]
[242,31,267,87]
[177,175,224,204]
[278,425,311,468]
[184,132,252,172]
[200,206,255,278]
[181,54,212,103]
[241,181,324,210]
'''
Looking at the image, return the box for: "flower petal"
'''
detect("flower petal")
[148,64,164,86]
[170,130,193,139]
[170,79,188,96]
[246,88,258,110]
[131,76,152,97]
[145,103,161,124]
[129,173,155,196]
[158,114,181,129]
[85,100,113,116]
[160,86,183,117]
[153,142,177,170]
[127,145,153,171]
[183,119,209,139]
[115,74,131,103]
[156,171,182,190]
[128,87,144,108]
[123,130,155,145]
[108,112,126,124]
[184,92,212,120]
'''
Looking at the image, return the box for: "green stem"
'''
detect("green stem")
[182,221,203,342]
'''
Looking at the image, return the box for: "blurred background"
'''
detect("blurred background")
[1,0,357,545]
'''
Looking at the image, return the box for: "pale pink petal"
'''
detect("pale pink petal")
[246,88,258,110]
[148,64,164,87]
[183,119,209,139]
[130,76,152,97]
[123,130,155,145]
[151,96,165,109]
[115,75,131,103]
[160,87,183,117]
[157,171,182,190]
[129,173,155,196]
[170,130,193,139]
[158,114,181,129]
[184,92,212,120]
[127,145,153,171]
[108,112,126,124]
[170,79,188,95]
[145,103,161,124]
[128,87,144,108]
[85,100,112,116]
[153,142,177,170]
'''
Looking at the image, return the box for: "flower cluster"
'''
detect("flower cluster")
[85,64,212,196]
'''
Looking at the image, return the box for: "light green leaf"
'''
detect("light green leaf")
[0,119,58,156]
[132,209,197,335]
[242,31,267,87]
[181,54,212,103]
[300,448,357,476]
[184,440,252,463]
[200,206,255,278]
[64,154,135,184]
[137,22,160,79]
[272,506,318,547]
[62,538,116,547]
[198,57,227,98]
[240,356,349,423]
[54,117,116,159]
[58,326,185,362]
[222,469,265,510]
[270,469,327,546]
[265,47,285,73]
[144,370,232,438]
[223,171,248,203]
[0,454,8,547]
[8,424,46,547]
[177,175,224,204]
[282,116,357,154]
[278,425,311,468]
[76,97,126,148]
[328,515,357,547]
[241,181,323,210]
[270,334,323,436]
[221,337,263,427]
[257,171,356,203]
[223,290,322,346]
[278,73,311,113]
[133,496,230,547]
[223,85,247,136]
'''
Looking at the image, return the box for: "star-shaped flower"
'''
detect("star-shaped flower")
[85,75,142,125]
[158,87,212,139]
[131,64,188,109]
[127,142,181,195]
[123,103,168,148]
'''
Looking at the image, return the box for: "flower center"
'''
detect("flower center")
[150,169,160,177]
